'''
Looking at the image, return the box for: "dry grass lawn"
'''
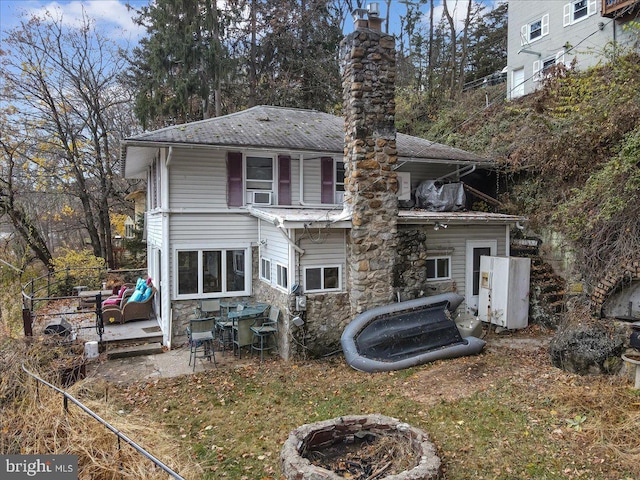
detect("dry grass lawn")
[3,325,640,479]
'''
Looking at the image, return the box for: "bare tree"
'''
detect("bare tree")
[1,9,134,268]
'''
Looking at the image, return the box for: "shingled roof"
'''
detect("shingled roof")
[121,105,491,178]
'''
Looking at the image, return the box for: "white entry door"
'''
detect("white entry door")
[465,240,497,314]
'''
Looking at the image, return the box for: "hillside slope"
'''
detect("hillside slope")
[398,52,640,289]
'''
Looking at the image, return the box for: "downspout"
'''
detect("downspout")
[298,153,310,206]
[275,219,305,255]
[505,225,511,257]
[162,147,172,348]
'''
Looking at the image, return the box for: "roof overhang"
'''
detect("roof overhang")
[397,210,526,226]
[249,206,526,229]
[120,141,160,179]
[248,206,353,229]
[120,139,494,180]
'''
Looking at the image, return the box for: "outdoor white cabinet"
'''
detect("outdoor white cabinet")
[478,256,531,329]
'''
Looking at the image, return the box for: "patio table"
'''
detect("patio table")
[227,303,270,354]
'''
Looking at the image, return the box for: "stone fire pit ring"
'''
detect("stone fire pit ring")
[281,414,442,480]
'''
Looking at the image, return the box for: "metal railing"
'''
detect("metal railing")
[21,267,146,341]
[22,363,185,480]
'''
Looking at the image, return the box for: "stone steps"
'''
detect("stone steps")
[511,237,566,325]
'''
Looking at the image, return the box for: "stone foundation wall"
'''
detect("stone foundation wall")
[394,227,456,301]
[298,293,351,358]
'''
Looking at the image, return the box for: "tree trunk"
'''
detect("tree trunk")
[442,0,457,99]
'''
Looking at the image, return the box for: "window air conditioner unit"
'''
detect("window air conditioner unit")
[251,191,272,205]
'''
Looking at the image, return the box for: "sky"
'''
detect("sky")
[0,0,148,42]
[0,0,496,46]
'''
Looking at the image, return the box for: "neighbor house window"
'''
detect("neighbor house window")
[564,0,596,26]
[426,256,451,281]
[177,248,247,297]
[260,257,272,283]
[276,263,288,290]
[533,52,565,82]
[521,14,549,44]
[124,217,135,238]
[304,266,341,292]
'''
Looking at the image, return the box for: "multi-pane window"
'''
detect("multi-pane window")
[564,0,596,26]
[304,266,341,292]
[260,257,272,282]
[530,19,542,40]
[574,0,588,19]
[276,263,288,290]
[177,248,247,297]
[426,256,451,281]
[521,14,549,44]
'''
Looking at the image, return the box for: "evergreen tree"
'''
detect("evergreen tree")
[128,0,241,129]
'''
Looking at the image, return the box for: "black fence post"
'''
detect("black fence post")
[22,308,33,337]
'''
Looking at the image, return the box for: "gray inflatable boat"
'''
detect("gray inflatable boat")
[341,293,486,373]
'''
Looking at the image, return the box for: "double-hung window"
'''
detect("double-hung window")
[335,161,345,204]
[227,152,292,207]
[426,256,451,281]
[260,257,272,283]
[177,248,248,297]
[564,0,596,26]
[276,263,288,291]
[304,266,341,293]
[246,155,273,204]
[520,14,549,45]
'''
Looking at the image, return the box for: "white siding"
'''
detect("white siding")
[258,220,290,279]
[298,229,347,290]
[302,157,323,204]
[169,213,257,244]
[424,225,507,301]
[169,213,258,299]
[146,212,163,245]
[169,148,227,209]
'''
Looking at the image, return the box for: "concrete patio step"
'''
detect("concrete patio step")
[106,342,164,359]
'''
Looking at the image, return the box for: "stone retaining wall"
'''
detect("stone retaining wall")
[590,259,640,317]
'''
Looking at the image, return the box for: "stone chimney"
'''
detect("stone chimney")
[341,8,398,315]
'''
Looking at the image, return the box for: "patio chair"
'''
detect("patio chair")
[102,287,156,324]
[250,306,280,362]
[195,299,222,319]
[188,317,216,371]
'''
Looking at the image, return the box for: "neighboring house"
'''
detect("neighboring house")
[120,17,526,358]
[124,189,146,238]
[507,0,639,99]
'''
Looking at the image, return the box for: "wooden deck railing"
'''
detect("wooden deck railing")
[601,0,639,17]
